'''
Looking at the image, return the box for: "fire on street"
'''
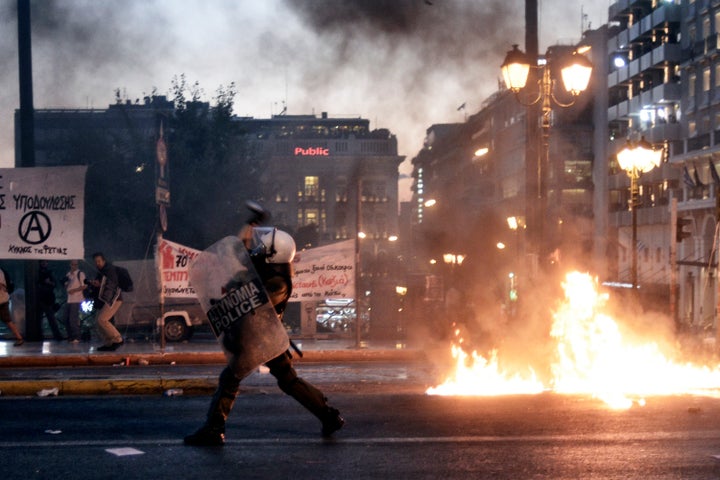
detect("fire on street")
[428,272,720,410]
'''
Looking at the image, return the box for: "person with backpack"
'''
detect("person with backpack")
[37,260,64,341]
[63,260,86,343]
[0,267,24,346]
[89,252,124,351]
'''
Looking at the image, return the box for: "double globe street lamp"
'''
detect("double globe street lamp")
[616,138,664,291]
[500,44,593,268]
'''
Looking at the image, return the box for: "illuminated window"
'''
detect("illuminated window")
[336,183,348,202]
[703,66,711,92]
[304,176,319,199]
[690,72,697,96]
[302,209,318,226]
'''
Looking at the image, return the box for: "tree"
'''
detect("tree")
[163,76,261,249]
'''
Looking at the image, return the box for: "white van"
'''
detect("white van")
[112,259,206,342]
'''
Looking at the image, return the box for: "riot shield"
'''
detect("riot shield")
[189,236,289,378]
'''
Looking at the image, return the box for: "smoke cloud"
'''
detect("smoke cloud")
[0,0,606,195]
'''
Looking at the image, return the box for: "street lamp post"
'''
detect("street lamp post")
[500,44,592,267]
[616,138,663,290]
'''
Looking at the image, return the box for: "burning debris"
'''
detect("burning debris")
[427,271,720,409]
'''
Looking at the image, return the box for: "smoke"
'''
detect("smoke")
[0,0,601,179]
[282,0,524,149]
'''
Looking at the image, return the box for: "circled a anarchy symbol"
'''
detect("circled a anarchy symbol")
[18,210,52,245]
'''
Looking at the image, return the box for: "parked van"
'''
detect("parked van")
[112,259,206,342]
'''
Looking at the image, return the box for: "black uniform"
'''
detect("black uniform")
[185,256,344,446]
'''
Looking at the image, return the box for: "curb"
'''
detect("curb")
[0,349,425,368]
[0,348,429,397]
[0,377,218,397]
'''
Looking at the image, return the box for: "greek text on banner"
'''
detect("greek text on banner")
[157,238,201,298]
[290,240,355,302]
[1,166,87,260]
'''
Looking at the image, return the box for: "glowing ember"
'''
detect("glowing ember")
[427,271,720,409]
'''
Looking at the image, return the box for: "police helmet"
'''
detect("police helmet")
[258,228,296,264]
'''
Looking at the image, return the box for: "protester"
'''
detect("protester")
[89,252,124,351]
[37,260,64,341]
[0,268,24,346]
[184,215,344,446]
[63,260,86,343]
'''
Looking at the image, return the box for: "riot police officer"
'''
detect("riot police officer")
[185,225,344,446]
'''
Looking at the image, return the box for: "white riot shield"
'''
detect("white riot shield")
[189,236,289,378]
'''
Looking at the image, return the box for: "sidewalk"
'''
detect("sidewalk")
[0,337,429,396]
[0,336,422,367]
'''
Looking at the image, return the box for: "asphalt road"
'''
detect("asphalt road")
[3,390,720,479]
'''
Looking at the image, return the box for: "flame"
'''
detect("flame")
[427,271,720,409]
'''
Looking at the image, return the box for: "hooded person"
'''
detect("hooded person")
[184,223,344,446]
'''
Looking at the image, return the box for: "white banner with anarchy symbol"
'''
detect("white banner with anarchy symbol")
[1,166,87,260]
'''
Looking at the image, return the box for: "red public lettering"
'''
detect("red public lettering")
[294,147,329,156]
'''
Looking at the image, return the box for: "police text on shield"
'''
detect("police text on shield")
[206,279,267,336]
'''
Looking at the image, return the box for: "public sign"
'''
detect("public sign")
[290,239,355,301]
[1,166,87,260]
[157,238,201,298]
[294,147,329,156]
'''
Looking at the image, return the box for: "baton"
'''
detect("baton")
[289,339,304,358]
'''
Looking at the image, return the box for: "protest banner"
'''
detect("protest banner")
[290,240,355,302]
[157,238,201,298]
[1,166,87,260]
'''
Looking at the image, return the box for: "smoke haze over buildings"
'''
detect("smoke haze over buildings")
[0,0,606,201]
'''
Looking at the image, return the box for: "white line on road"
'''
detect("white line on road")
[2,430,720,448]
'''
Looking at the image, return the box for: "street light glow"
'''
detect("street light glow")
[474,147,489,157]
[616,138,664,291]
[617,139,663,174]
[560,52,593,96]
[424,198,436,207]
[501,45,593,98]
[500,44,530,92]
[443,253,465,265]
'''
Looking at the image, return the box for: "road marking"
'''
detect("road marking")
[106,447,144,456]
[2,430,720,448]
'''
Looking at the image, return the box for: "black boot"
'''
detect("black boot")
[268,354,345,436]
[320,406,345,437]
[183,425,225,446]
[284,377,345,437]
[184,367,240,446]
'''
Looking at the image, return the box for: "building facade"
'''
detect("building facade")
[604,0,720,330]
[20,103,404,337]
[234,114,403,248]
[409,61,594,324]
[604,0,682,308]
